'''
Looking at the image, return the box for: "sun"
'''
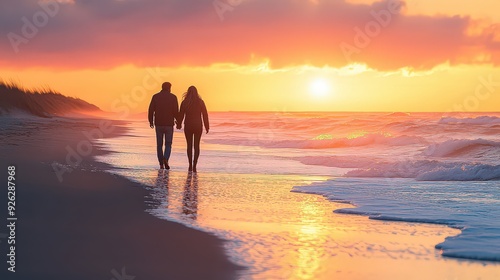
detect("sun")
[309,78,330,98]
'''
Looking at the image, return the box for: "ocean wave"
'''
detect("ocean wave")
[439,116,500,125]
[423,138,500,157]
[344,161,500,181]
[297,153,500,181]
[215,120,288,128]
[334,208,463,226]
[207,133,425,149]
[270,134,424,148]
[415,163,500,181]
[299,156,374,168]
[386,112,411,117]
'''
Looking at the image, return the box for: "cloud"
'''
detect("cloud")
[0,0,498,70]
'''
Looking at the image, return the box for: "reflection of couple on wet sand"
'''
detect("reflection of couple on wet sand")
[155,170,199,220]
[148,82,209,172]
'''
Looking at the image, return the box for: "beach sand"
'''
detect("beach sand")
[0,116,241,280]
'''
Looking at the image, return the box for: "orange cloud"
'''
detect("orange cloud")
[0,0,499,71]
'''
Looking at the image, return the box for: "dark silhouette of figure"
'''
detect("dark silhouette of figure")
[182,173,199,220]
[176,86,209,172]
[148,82,179,169]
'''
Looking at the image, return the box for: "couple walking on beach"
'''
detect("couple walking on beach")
[148,82,209,172]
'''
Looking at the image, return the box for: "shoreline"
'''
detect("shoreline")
[0,116,242,280]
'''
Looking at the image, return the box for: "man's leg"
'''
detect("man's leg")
[156,126,165,167]
[163,126,174,164]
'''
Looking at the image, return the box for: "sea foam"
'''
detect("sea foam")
[344,161,500,181]
[439,116,500,125]
[292,178,500,262]
[423,138,500,157]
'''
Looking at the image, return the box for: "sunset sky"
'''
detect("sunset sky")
[1,0,499,112]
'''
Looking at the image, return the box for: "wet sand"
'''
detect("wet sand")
[0,116,241,280]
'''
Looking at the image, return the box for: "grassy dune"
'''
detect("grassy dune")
[0,82,100,117]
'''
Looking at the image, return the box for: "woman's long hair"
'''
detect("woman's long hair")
[182,86,202,110]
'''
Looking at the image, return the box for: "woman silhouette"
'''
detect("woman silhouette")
[177,86,209,172]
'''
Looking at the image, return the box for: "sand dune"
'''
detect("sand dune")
[0,82,100,117]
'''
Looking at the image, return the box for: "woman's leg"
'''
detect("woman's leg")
[184,127,194,171]
[192,126,202,172]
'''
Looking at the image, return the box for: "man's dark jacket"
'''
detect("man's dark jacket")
[148,90,179,126]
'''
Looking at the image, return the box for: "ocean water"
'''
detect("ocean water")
[209,112,500,261]
[95,112,500,277]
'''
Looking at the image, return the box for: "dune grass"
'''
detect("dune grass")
[0,81,100,117]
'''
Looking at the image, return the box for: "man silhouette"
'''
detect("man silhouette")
[148,82,179,169]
